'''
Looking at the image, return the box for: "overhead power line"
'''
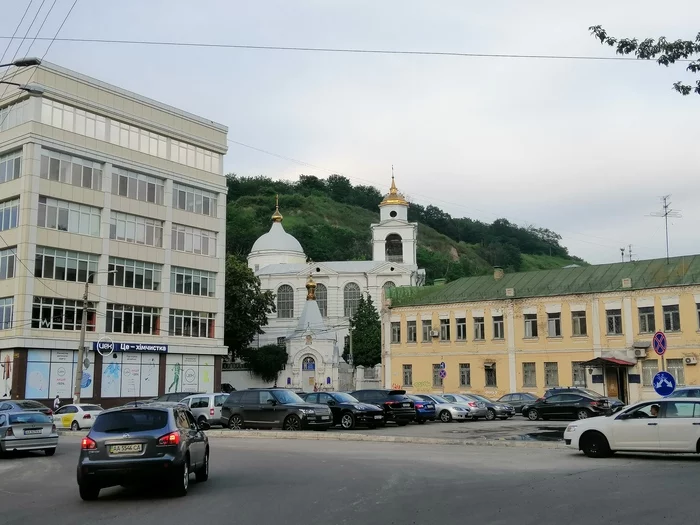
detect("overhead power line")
[0,35,693,62]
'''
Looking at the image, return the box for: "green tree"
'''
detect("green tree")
[240,344,288,384]
[224,255,276,359]
[343,295,381,367]
[590,25,700,96]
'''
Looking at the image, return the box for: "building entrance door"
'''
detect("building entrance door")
[301,356,316,392]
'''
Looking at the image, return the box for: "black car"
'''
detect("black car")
[76,403,210,500]
[220,389,333,431]
[349,389,415,426]
[0,399,54,417]
[526,393,610,421]
[544,387,623,409]
[496,393,539,416]
[300,391,384,430]
[469,394,515,420]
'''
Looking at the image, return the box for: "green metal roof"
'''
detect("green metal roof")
[388,255,700,308]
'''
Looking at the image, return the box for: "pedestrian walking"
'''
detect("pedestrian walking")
[53,394,61,411]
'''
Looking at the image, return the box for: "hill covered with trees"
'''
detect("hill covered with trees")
[225,174,585,283]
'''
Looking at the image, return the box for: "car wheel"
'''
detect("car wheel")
[340,412,356,430]
[44,447,56,456]
[197,415,208,427]
[228,415,243,430]
[577,409,591,420]
[195,449,209,482]
[172,458,189,497]
[70,420,80,431]
[396,421,409,427]
[527,409,539,421]
[78,483,100,501]
[283,415,302,431]
[485,409,496,421]
[581,431,611,458]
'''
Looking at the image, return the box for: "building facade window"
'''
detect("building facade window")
[642,359,659,387]
[106,304,160,335]
[41,99,106,140]
[663,305,681,332]
[109,119,167,159]
[493,315,504,339]
[109,211,163,247]
[170,139,220,174]
[40,150,102,191]
[544,362,559,387]
[38,197,101,236]
[277,285,294,318]
[406,320,417,343]
[522,362,536,387]
[0,198,19,232]
[0,247,15,280]
[34,247,99,283]
[343,282,361,317]
[485,365,497,387]
[440,318,450,341]
[524,313,538,338]
[172,182,218,217]
[106,257,162,291]
[638,306,655,333]
[169,266,213,296]
[432,364,443,387]
[403,364,413,386]
[606,309,623,335]
[547,313,561,337]
[455,317,467,341]
[422,319,432,342]
[111,167,164,205]
[391,322,401,344]
[170,224,216,256]
[667,358,685,385]
[315,283,327,316]
[31,296,96,331]
[0,297,12,329]
[0,99,29,132]
[473,317,485,340]
[572,311,587,336]
[168,309,215,338]
[572,362,587,387]
[459,363,471,387]
[0,150,21,184]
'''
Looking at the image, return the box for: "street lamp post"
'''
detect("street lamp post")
[0,81,44,95]
[0,57,41,68]
[73,270,116,403]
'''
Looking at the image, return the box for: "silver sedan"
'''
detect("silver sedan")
[416,394,473,422]
[0,411,59,456]
[442,393,489,419]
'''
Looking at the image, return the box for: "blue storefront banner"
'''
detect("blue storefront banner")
[92,341,168,353]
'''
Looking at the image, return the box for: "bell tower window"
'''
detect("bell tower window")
[385,234,403,263]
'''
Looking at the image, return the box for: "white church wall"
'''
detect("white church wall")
[221,370,274,390]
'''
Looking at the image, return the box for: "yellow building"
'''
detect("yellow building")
[382,256,700,404]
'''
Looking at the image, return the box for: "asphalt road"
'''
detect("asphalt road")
[1,435,698,525]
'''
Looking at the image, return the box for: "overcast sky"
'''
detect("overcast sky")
[2,1,698,264]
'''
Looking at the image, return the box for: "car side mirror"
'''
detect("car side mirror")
[198,420,211,431]
[267,399,277,406]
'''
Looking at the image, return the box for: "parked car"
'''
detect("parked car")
[300,391,384,429]
[181,393,229,427]
[349,389,415,426]
[544,387,623,409]
[0,399,54,417]
[564,398,700,457]
[526,392,610,421]
[497,393,539,416]
[53,404,103,430]
[76,403,210,500]
[155,392,203,403]
[122,399,157,407]
[407,395,437,423]
[415,394,473,422]
[469,394,515,420]
[442,394,489,420]
[220,389,333,431]
[666,386,700,398]
[0,411,58,456]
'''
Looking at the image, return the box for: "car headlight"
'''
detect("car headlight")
[566,424,577,433]
[299,408,316,415]
[354,404,365,410]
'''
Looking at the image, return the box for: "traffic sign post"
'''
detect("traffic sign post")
[653,331,668,371]
[652,371,676,397]
[439,369,447,379]
[439,367,447,395]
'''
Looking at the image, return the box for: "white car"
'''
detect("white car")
[565,397,700,457]
[52,404,103,430]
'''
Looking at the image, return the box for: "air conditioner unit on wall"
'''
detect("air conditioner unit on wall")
[634,348,647,358]
[685,356,697,365]
[430,330,440,338]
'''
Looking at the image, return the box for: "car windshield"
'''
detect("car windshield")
[9,412,51,424]
[17,401,46,409]
[430,395,449,403]
[332,393,359,403]
[273,390,305,404]
[578,388,603,398]
[92,409,169,433]
[452,395,473,403]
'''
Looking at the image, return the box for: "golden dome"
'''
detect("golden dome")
[271,194,283,222]
[380,174,408,207]
[305,275,317,301]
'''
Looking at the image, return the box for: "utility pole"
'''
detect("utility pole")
[620,247,625,262]
[649,195,682,264]
[628,245,633,262]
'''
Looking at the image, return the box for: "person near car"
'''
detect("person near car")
[53,395,61,410]
[650,404,659,417]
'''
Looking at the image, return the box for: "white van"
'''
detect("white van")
[181,393,229,426]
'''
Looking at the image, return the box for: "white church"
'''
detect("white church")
[242,177,425,392]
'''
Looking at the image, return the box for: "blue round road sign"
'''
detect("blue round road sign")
[439,369,447,379]
[652,331,667,356]
[653,371,676,396]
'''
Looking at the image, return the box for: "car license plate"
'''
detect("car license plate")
[321,415,330,420]
[426,404,433,409]
[374,415,383,419]
[109,444,143,455]
[402,403,410,407]
[24,429,42,435]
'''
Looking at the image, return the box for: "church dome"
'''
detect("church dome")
[248,196,307,267]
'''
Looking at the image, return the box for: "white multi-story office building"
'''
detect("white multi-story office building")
[0,62,228,405]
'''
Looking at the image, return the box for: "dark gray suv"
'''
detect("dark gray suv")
[76,403,210,500]
[220,389,333,431]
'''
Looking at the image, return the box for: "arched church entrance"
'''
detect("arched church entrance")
[301,356,316,392]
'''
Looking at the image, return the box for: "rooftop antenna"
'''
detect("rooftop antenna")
[649,195,682,264]
[620,247,625,262]
[628,244,634,263]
